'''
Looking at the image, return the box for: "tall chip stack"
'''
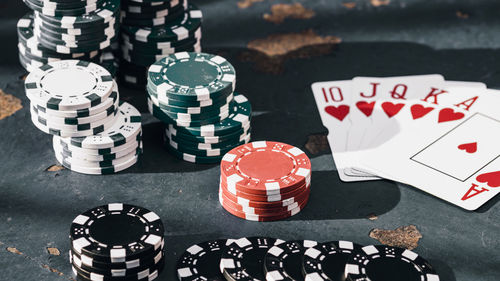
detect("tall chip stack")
[219,141,312,221]
[17,0,120,76]
[146,52,252,164]
[118,0,202,89]
[69,203,165,281]
[25,60,142,175]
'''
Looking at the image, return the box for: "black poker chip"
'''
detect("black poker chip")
[220,237,281,281]
[69,203,165,264]
[176,239,227,281]
[264,240,318,281]
[302,240,363,281]
[344,245,440,281]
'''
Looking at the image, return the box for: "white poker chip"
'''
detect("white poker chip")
[25,59,114,111]
[59,101,142,149]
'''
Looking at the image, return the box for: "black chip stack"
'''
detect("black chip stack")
[118,0,202,89]
[18,0,120,76]
[70,203,165,281]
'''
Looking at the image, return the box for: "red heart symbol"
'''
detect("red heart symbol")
[381,102,405,118]
[458,142,477,153]
[476,171,500,188]
[438,108,465,123]
[325,105,349,121]
[356,101,376,117]
[410,104,434,120]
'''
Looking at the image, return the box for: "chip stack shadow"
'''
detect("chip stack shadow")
[118,0,202,89]
[18,0,120,75]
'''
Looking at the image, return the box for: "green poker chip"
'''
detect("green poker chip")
[163,140,224,164]
[35,0,120,28]
[121,4,202,43]
[147,52,235,102]
[166,122,250,144]
[164,133,248,157]
[147,82,232,109]
[122,44,197,67]
[148,97,230,127]
[169,93,252,137]
[121,28,201,54]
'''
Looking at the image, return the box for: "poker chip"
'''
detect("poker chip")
[119,1,202,89]
[264,240,318,281]
[302,241,364,281]
[148,52,235,102]
[177,239,227,281]
[220,237,283,281]
[59,101,141,148]
[344,245,440,281]
[25,59,114,111]
[221,141,311,195]
[70,203,164,262]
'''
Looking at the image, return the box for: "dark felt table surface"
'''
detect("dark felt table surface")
[0,1,499,280]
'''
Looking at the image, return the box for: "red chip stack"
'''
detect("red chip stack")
[219,141,312,221]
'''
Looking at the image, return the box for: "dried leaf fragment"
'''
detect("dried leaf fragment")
[0,89,23,120]
[370,0,390,7]
[456,11,469,19]
[369,225,422,250]
[47,247,60,255]
[342,2,356,9]
[237,0,264,9]
[263,3,315,24]
[7,247,23,255]
[46,165,65,172]
[367,213,378,220]
[247,29,341,57]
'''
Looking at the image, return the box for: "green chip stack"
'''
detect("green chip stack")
[118,0,202,89]
[17,0,120,76]
[147,52,252,164]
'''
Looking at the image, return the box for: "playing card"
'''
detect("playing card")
[348,80,487,177]
[352,97,500,210]
[311,80,376,182]
[344,75,445,177]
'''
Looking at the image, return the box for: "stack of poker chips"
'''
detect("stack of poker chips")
[17,0,120,75]
[219,141,311,221]
[25,60,142,175]
[176,237,441,281]
[146,52,252,164]
[118,0,202,89]
[70,203,165,281]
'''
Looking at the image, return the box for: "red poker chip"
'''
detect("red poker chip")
[219,194,309,221]
[219,182,311,209]
[219,177,310,202]
[220,141,311,196]
[219,190,310,215]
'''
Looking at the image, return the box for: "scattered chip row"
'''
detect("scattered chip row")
[118,0,202,89]
[17,0,120,75]
[219,141,311,221]
[25,60,142,175]
[70,203,165,281]
[147,52,251,163]
[177,237,441,281]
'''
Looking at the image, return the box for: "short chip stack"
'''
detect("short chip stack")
[146,52,252,164]
[25,59,142,175]
[219,141,311,221]
[118,0,202,89]
[18,0,120,75]
[70,203,165,281]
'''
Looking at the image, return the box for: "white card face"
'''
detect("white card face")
[353,100,500,210]
[310,81,381,182]
[348,81,488,177]
[411,114,500,181]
